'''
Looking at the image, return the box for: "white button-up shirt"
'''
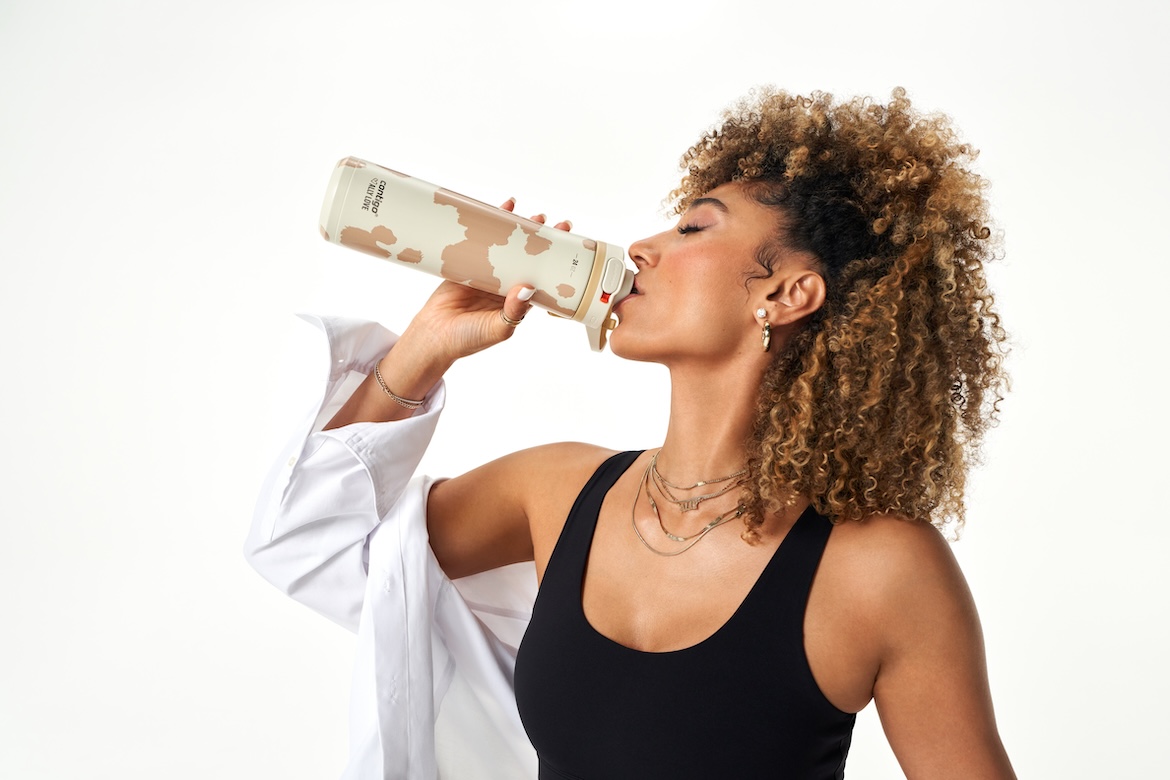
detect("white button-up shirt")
[245,315,538,779]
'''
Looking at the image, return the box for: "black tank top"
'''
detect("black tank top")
[514,451,855,779]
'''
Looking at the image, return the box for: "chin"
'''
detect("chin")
[606,323,662,364]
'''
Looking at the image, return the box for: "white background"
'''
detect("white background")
[2,0,1167,777]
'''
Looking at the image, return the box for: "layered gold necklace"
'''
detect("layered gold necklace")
[631,452,748,557]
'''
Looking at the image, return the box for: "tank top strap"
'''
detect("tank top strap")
[738,503,835,657]
[769,503,834,589]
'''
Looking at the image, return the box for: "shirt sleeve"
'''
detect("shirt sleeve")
[243,314,446,633]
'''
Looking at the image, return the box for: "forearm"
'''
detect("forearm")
[325,324,454,429]
[324,278,536,430]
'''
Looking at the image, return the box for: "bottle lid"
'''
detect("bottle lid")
[574,245,633,351]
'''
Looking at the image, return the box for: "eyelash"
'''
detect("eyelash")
[677,224,704,235]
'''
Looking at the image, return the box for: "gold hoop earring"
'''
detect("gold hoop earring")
[762,322,771,352]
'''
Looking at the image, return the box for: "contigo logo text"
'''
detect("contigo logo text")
[361,178,386,215]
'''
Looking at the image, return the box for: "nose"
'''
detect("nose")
[628,232,659,268]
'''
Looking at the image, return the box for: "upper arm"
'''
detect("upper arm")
[425,442,614,580]
[862,521,1016,779]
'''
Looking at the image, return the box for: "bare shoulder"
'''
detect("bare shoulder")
[505,441,620,477]
[488,441,620,505]
[506,442,620,575]
[431,441,616,508]
[425,441,617,580]
[820,514,968,611]
[825,512,953,558]
[813,514,974,679]
[819,515,1015,777]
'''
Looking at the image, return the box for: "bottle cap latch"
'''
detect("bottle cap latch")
[584,265,633,351]
[601,257,626,294]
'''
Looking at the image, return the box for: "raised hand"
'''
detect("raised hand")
[324,200,572,428]
[404,200,573,361]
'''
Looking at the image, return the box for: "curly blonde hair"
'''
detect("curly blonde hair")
[670,88,1007,538]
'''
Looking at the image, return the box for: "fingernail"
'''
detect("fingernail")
[535,213,546,222]
[518,287,536,301]
[563,219,573,231]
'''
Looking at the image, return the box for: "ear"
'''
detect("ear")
[757,270,826,327]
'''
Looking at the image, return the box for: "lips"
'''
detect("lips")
[615,274,641,313]
[614,282,639,314]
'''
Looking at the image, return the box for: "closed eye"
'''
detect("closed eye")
[677,223,705,235]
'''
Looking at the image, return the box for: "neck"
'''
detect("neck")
[656,356,766,483]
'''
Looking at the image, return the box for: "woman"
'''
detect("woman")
[247,88,1015,778]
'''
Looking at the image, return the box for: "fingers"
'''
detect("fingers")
[499,284,536,330]
[500,198,572,232]
[528,214,573,232]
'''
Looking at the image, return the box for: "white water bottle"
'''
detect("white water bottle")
[319,157,634,351]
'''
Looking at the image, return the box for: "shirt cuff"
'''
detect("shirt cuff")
[268,314,447,527]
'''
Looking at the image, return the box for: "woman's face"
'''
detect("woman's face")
[610,182,791,365]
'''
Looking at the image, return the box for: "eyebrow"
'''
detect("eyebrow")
[688,197,729,213]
